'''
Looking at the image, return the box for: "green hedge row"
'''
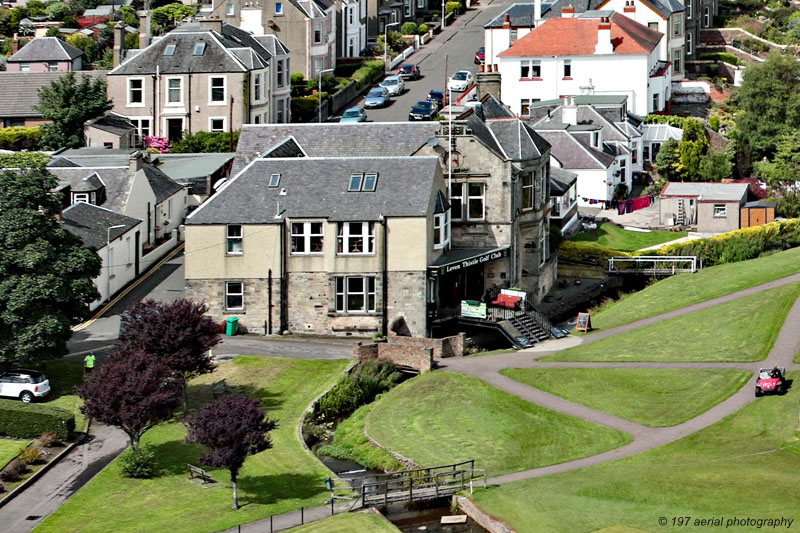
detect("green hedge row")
[697,52,740,65]
[654,219,800,266]
[557,241,628,265]
[0,127,41,151]
[352,60,385,89]
[0,400,75,440]
[642,115,685,128]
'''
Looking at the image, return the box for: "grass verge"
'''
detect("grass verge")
[36,356,349,533]
[591,245,800,331]
[285,512,401,532]
[545,283,800,362]
[470,372,800,532]
[0,438,30,468]
[365,372,631,476]
[572,222,687,252]
[318,403,403,472]
[500,368,751,427]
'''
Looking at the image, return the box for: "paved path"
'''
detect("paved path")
[439,272,800,484]
[0,424,128,533]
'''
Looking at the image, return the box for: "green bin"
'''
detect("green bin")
[225,317,239,336]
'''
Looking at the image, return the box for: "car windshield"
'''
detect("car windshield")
[453,72,468,80]
[343,109,360,117]
[413,102,432,112]
[429,92,443,98]
[383,78,398,85]
[368,89,384,97]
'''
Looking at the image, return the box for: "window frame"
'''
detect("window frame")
[166,76,183,105]
[277,98,285,123]
[275,1,283,14]
[128,77,145,107]
[348,174,363,191]
[563,59,571,78]
[703,6,711,28]
[254,73,261,101]
[72,192,90,204]
[277,60,284,87]
[713,204,727,218]
[672,16,681,37]
[226,224,243,255]
[539,234,547,267]
[521,171,534,210]
[337,222,375,255]
[466,182,486,221]
[686,0,692,19]
[290,221,325,255]
[686,31,693,56]
[335,276,376,314]
[314,22,323,43]
[672,48,681,73]
[209,76,227,105]
[520,98,532,116]
[226,2,234,16]
[209,117,226,132]
[269,173,281,187]
[433,211,450,249]
[450,182,464,220]
[225,281,244,310]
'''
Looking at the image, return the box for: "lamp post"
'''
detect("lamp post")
[384,21,400,65]
[318,67,335,123]
[442,0,446,28]
[106,224,126,303]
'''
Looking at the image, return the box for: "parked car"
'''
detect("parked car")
[364,86,390,108]
[474,46,485,64]
[0,369,50,403]
[426,90,446,111]
[408,101,436,121]
[447,70,474,92]
[339,107,367,123]
[380,75,405,96]
[398,64,422,80]
[755,367,786,396]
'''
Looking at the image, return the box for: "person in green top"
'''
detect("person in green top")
[84,352,96,377]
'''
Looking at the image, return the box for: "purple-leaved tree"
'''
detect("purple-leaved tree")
[186,396,277,509]
[77,349,183,450]
[117,298,221,413]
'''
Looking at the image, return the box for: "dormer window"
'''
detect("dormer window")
[348,173,362,191]
[72,192,91,204]
[268,173,281,187]
[164,44,176,56]
[193,42,206,55]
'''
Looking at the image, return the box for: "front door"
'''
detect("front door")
[166,118,184,142]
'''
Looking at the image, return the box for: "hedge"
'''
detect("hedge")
[291,95,323,123]
[0,127,41,151]
[642,115,685,128]
[557,241,629,265]
[351,60,385,89]
[697,52,739,65]
[0,152,50,169]
[0,400,75,440]
[653,219,800,267]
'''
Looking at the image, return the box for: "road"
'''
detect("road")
[349,0,506,122]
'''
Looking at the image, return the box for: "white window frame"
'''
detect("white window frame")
[275,1,283,14]
[563,59,571,78]
[277,99,285,123]
[337,222,375,255]
[130,117,151,145]
[417,0,424,9]
[686,0,692,19]
[314,22,323,43]
[226,2,234,16]
[225,281,244,310]
[166,76,183,106]
[522,171,534,210]
[652,93,659,112]
[128,77,145,107]
[209,76,227,105]
[673,48,681,73]
[510,28,517,42]
[226,225,243,255]
[209,117,226,132]
[520,99,532,116]
[277,60,284,87]
[672,16,681,37]
[539,234,547,267]
[254,73,261,101]
[450,182,464,220]
[404,0,410,17]
[713,204,727,218]
[686,31,693,56]
[73,192,90,203]
[20,63,29,72]
[335,276,376,313]
[313,58,323,78]
[48,62,58,72]
[467,182,486,221]
[703,7,711,28]
[433,211,450,249]
[520,60,541,79]
[290,221,324,254]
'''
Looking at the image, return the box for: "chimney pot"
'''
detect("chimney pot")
[503,13,511,28]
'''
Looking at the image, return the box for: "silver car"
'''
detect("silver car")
[380,75,405,96]
[0,369,50,403]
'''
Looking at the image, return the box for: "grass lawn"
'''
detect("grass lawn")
[284,512,400,532]
[572,222,687,252]
[470,372,800,532]
[500,368,752,427]
[38,359,86,430]
[364,372,631,476]
[0,437,30,468]
[545,283,800,362]
[36,356,349,533]
[591,245,800,331]
[319,403,403,472]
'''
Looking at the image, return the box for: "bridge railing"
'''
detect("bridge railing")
[608,255,699,274]
[361,466,487,506]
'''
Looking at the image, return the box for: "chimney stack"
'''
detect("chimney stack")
[112,22,125,68]
[476,69,502,102]
[594,16,613,55]
[624,0,636,13]
[129,150,144,173]
[561,5,574,17]
[11,33,19,54]
[138,10,151,49]
[562,95,577,125]
[502,13,511,29]
[200,16,224,33]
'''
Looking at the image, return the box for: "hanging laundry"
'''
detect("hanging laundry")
[625,199,634,213]
[631,196,650,211]
[618,202,625,215]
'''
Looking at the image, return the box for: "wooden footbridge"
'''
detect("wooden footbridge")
[358,460,487,507]
[607,255,699,276]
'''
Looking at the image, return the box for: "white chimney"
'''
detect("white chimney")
[595,17,613,55]
[534,0,542,24]
[563,96,577,125]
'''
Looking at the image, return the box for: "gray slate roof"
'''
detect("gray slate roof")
[635,0,685,18]
[543,0,605,18]
[188,157,441,225]
[61,202,141,250]
[50,167,133,213]
[484,3,555,28]
[143,165,185,203]
[232,123,440,175]
[0,71,106,118]
[660,182,748,202]
[8,37,83,63]
[485,119,550,161]
[535,129,614,169]
[550,166,578,195]
[86,114,136,136]
[155,153,234,182]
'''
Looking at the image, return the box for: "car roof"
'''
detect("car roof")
[384,75,401,80]
[344,107,362,112]
[400,64,416,68]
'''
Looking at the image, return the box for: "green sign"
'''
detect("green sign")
[461,300,487,319]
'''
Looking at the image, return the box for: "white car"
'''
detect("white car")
[380,75,405,96]
[447,70,474,92]
[0,369,50,403]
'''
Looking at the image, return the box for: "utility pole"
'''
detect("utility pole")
[443,54,448,96]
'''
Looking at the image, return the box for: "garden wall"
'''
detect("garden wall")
[353,332,466,372]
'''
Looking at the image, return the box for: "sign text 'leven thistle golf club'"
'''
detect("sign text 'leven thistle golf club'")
[439,249,508,275]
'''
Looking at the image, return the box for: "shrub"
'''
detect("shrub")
[0,399,75,440]
[290,95,322,123]
[445,1,461,14]
[315,359,402,421]
[401,22,418,35]
[0,459,28,482]
[290,72,305,84]
[418,23,428,34]
[351,60,385,89]
[698,52,739,65]
[642,114,685,128]
[18,446,42,465]
[0,127,41,151]
[170,131,239,153]
[119,447,157,479]
[36,431,62,448]
[0,152,49,168]
[557,241,628,264]
[709,115,720,131]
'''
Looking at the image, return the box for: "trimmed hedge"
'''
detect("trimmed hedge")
[557,241,629,265]
[642,114,685,128]
[0,400,75,440]
[352,60,385,89]
[0,127,41,151]
[697,52,739,65]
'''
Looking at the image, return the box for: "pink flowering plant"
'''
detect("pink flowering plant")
[143,135,171,153]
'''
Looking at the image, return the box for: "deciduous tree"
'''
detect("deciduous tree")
[187,396,276,509]
[35,72,111,149]
[77,349,183,450]
[0,168,101,366]
[698,149,733,182]
[654,138,681,181]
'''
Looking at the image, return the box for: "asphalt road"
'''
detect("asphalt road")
[348,0,508,122]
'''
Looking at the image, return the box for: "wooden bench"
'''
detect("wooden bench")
[211,379,233,399]
[188,464,214,484]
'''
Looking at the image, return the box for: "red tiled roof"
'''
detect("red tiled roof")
[498,13,662,57]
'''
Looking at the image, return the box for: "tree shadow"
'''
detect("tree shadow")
[236,472,330,507]
[146,437,211,477]
[184,383,285,414]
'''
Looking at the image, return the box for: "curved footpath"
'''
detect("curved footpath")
[440,274,800,485]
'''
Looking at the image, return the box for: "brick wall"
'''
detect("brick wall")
[353,332,465,372]
[386,333,465,359]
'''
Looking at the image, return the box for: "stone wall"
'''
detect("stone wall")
[354,340,433,372]
[385,271,428,338]
[455,497,516,533]
[186,277,281,336]
[386,332,466,358]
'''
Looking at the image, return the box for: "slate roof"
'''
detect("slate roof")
[478,93,516,119]
[660,182,748,202]
[155,153,234,182]
[529,105,632,142]
[143,165,185,203]
[187,157,441,225]
[50,167,132,213]
[535,129,614,169]
[61,202,141,250]
[550,166,578,195]
[484,3,555,28]
[484,118,550,161]
[744,200,775,209]
[111,23,273,76]
[253,34,290,56]
[86,114,136,136]
[597,0,684,18]
[498,12,662,57]
[232,123,440,175]
[0,71,106,118]
[8,37,83,63]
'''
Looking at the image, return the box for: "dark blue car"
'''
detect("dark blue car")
[408,101,436,121]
